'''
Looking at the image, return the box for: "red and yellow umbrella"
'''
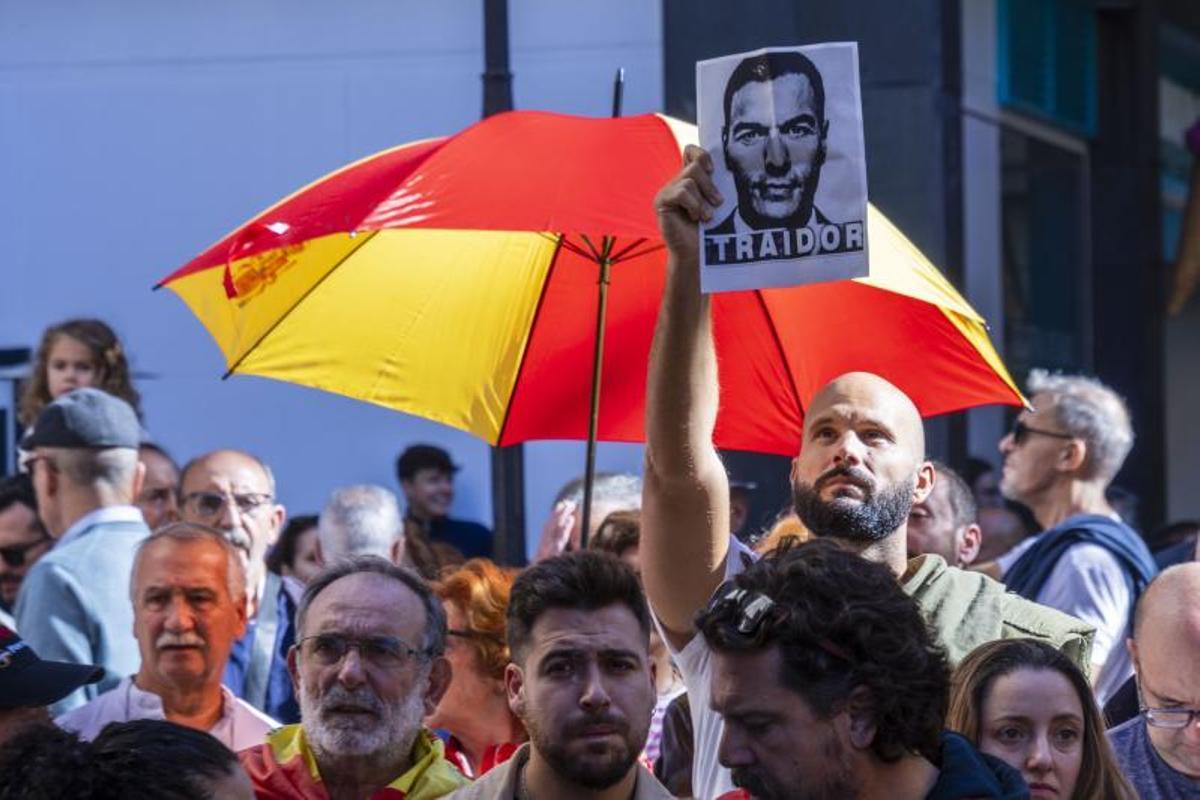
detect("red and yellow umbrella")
[159,110,1022,463]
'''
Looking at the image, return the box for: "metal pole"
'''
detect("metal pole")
[578,69,627,550]
[483,0,525,565]
[580,242,614,549]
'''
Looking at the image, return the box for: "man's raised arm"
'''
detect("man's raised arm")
[642,146,732,649]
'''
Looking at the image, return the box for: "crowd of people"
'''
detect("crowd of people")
[1,149,1199,800]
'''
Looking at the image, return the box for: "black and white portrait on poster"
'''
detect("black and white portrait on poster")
[697,43,869,293]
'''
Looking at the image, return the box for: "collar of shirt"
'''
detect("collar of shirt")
[58,505,145,548]
[125,675,238,726]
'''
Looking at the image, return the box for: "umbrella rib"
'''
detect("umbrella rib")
[752,290,807,430]
[220,231,378,379]
[610,242,664,265]
[556,235,595,261]
[608,237,647,264]
[495,234,567,445]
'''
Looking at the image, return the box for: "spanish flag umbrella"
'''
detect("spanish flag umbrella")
[158,110,1023,532]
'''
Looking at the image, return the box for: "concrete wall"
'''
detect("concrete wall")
[0,1,662,559]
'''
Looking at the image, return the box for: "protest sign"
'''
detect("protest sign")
[697,43,869,293]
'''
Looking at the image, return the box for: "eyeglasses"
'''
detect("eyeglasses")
[21,455,57,476]
[1137,680,1200,729]
[0,536,50,568]
[296,633,429,669]
[1009,419,1076,447]
[181,491,273,519]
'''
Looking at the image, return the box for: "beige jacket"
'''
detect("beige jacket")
[446,743,674,800]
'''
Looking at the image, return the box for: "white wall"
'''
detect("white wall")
[0,1,662,558]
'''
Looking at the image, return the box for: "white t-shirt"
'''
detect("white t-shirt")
[998,532,1133,706]
[650,538,753,799]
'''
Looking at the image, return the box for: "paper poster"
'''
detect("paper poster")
[697,43,869,293]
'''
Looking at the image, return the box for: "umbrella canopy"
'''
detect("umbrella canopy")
[159,110,1023,457]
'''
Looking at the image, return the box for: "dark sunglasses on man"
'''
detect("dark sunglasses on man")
[0,534,51,569]
[1009,419,1076,447]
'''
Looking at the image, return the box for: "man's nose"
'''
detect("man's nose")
[216,496,243,529]
[165,594,195,631]
[764,130,789,169]
[578,664,612,711]
[717,727,754,769]
[335,646,368,689]
[832,433,865,466]
[998,431,1014,455]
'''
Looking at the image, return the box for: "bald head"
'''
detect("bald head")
[792,373,933,563]
[1134,563,1200,643]
[805,372,925,458]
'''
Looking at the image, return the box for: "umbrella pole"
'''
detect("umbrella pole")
[580,241,614,550]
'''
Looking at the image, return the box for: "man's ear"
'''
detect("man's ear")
[1127,637,1139,668]
[130,461,147,504]
[286,645,302,696]
[505,662,527,720]
[913,461,936,504]
[844,686,878,752]
[313,538,325,567]
[391,537,405,566]
[267,504,286,548]
[423,656,453,717]
[1058,439,1088,474]
[959,523,983,567]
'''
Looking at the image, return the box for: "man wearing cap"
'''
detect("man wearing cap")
[15,387,151,713]
[0,624,103,746]
[396,444,492,561]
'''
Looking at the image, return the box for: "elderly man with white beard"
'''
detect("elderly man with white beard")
[238,557,468,800]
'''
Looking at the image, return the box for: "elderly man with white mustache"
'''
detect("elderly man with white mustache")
[239,556,468,800]
[57,522,277,750]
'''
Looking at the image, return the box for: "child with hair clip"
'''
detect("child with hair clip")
[18,318,143,428]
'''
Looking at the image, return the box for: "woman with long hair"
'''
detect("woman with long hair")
[948,639,1136,799]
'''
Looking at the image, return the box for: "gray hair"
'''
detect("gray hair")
[295,556,446,656]
[130,521,247,604]
[49,447,139,493]
[1027,369,1134,483]
[317,484,403,562]
[555,472,643,511]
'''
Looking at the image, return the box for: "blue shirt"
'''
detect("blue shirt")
[223,575,299,724]
[425,516,493,560]
[1108,716,1200,798]
[14,506,150,714]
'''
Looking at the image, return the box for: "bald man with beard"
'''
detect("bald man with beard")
[643,146,1095,799]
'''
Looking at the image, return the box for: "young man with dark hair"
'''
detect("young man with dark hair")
[395,444,492,560]
[450,551,672,799]
[696,540,1025,800]
[0,474,50,629]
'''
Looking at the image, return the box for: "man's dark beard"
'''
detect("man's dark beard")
[526,714,641,790]
[731,724,860,800]
[793,466,914,543]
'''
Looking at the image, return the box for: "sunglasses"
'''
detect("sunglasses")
[1009,419,1075,446]
[702,579,852,661]
[0,536,50,568]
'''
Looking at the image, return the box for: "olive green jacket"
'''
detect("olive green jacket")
[902,554,1094,671]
